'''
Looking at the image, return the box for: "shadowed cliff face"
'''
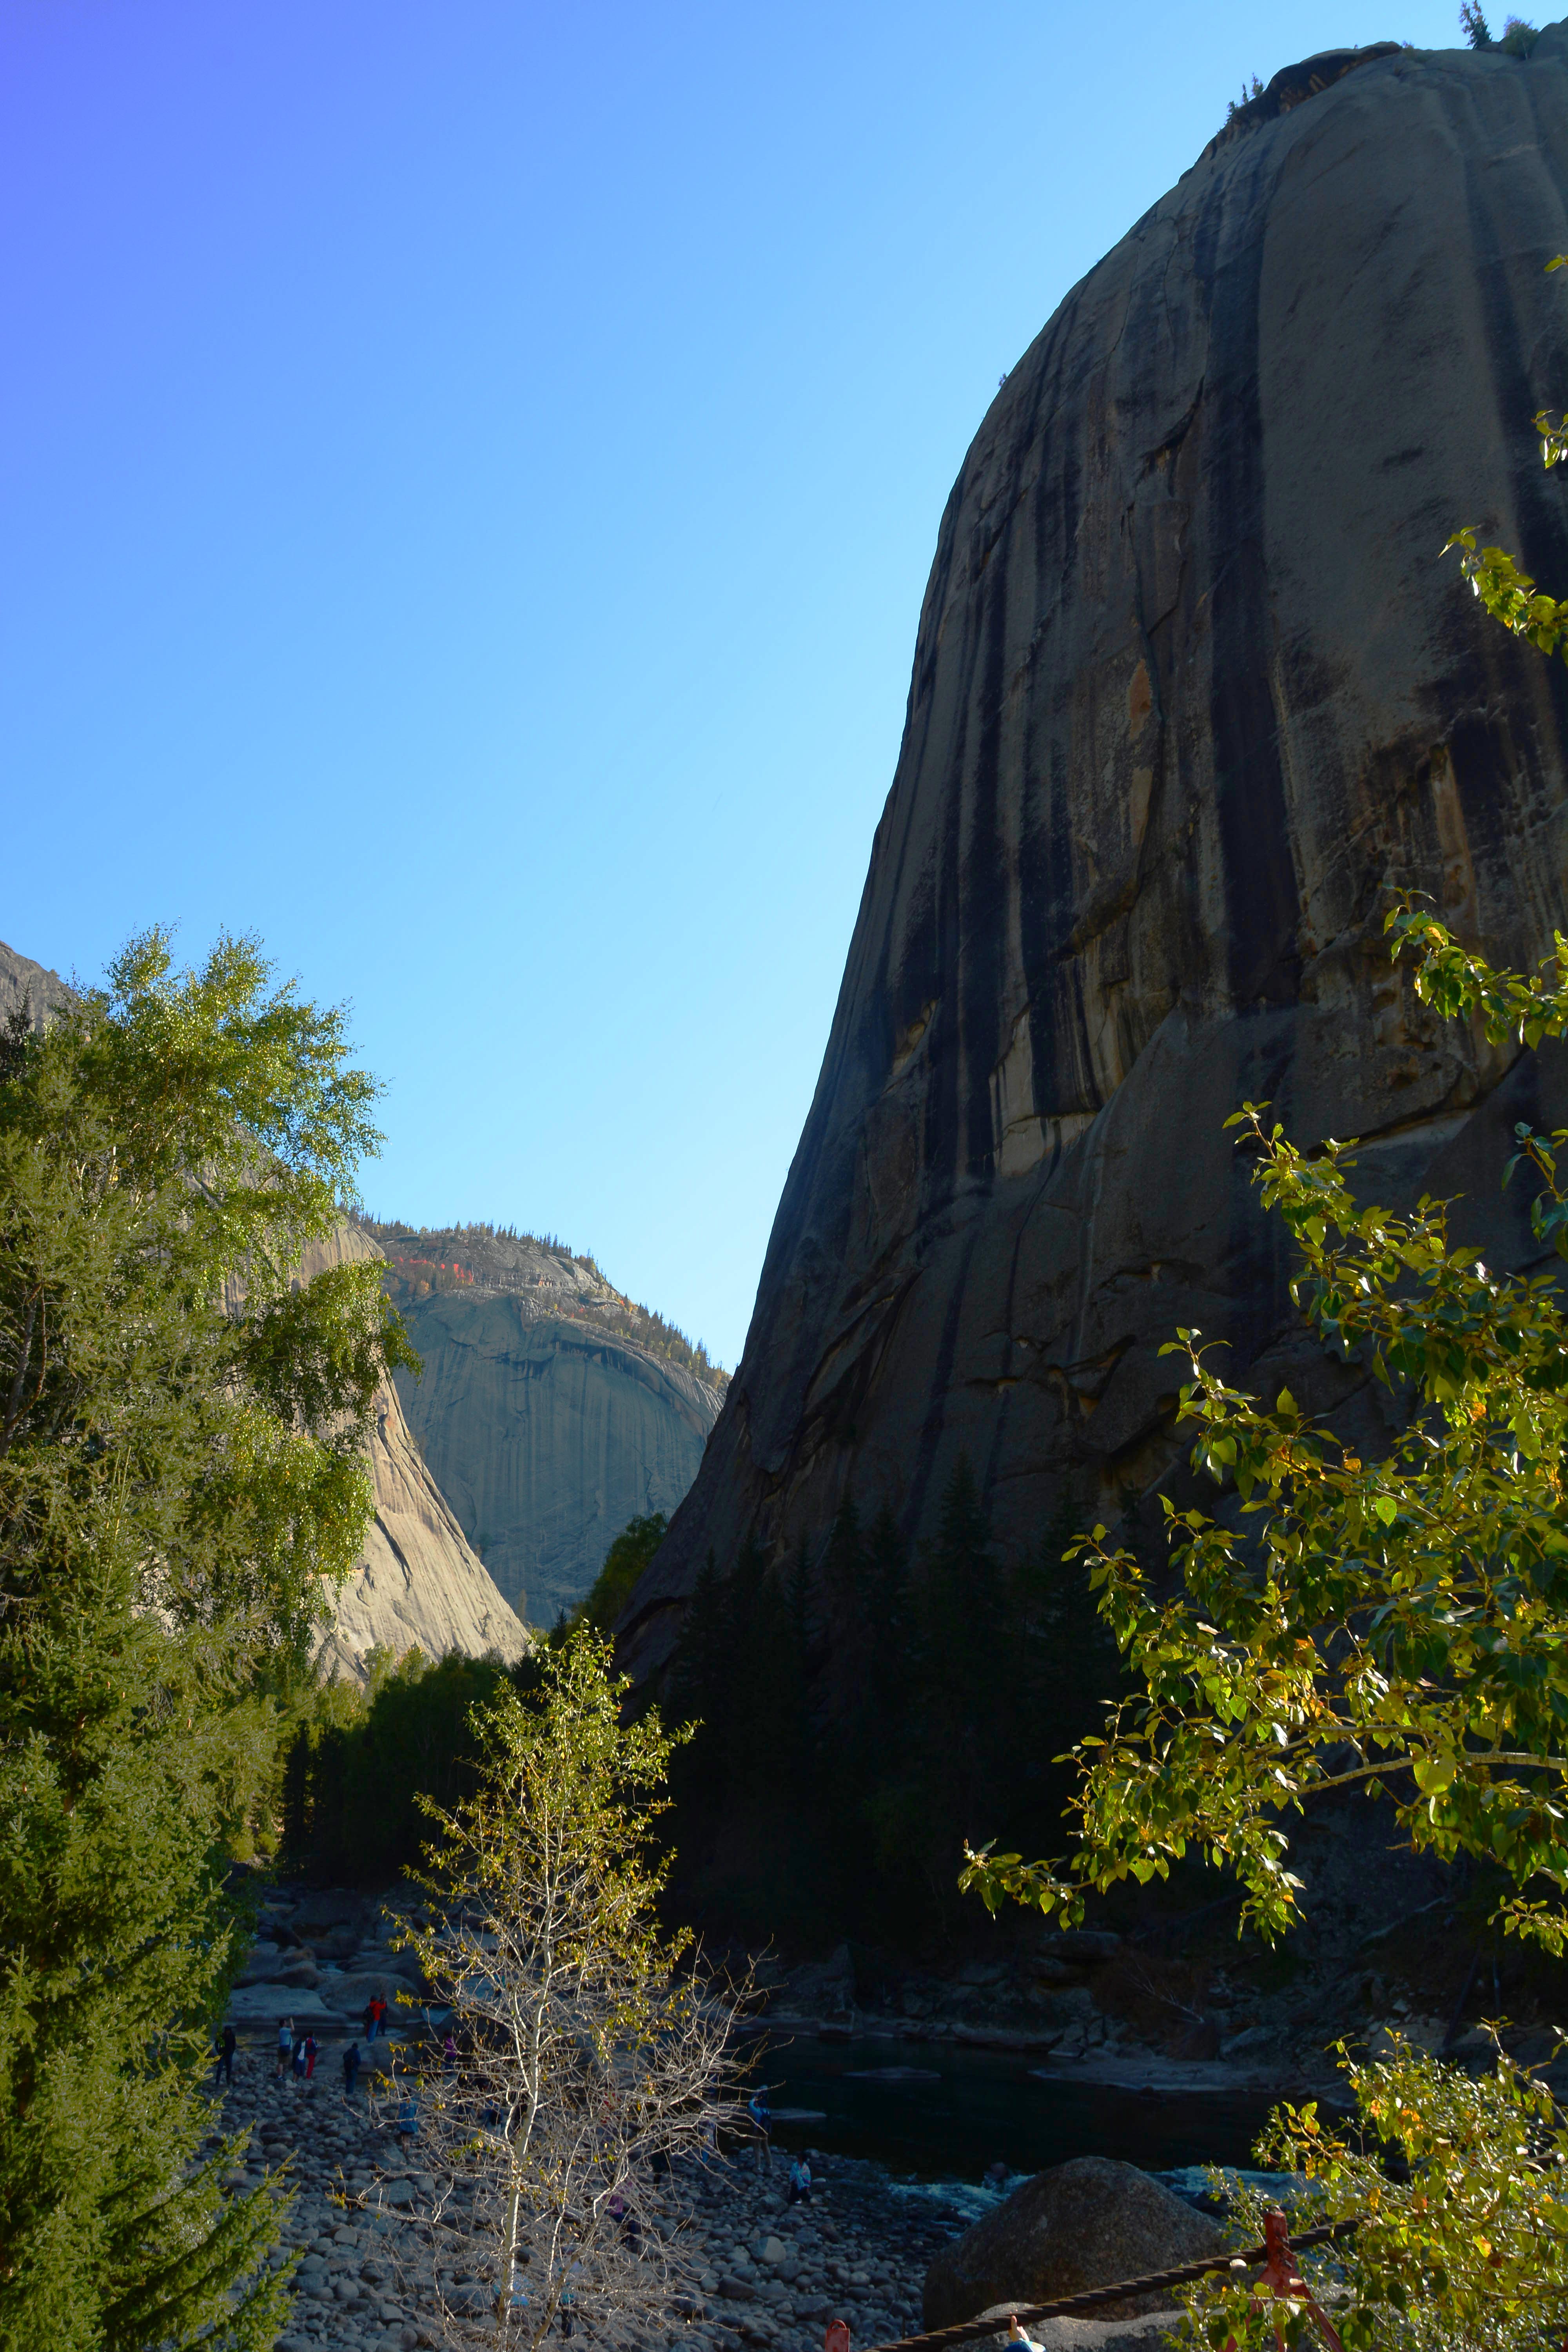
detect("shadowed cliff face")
[622,29,1568,1677]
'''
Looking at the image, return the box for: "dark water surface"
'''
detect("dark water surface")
[760,2034,1279,2185]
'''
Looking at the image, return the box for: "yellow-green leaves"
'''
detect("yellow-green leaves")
[1181,2040,1568,2352]
[963,949,1568,1952]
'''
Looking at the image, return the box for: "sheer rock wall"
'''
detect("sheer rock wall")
[621,27,1568,1677]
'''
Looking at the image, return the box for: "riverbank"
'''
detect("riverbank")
[214,2029,969,2352]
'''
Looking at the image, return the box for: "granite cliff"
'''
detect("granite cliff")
[360,1220,725,1624]
[0,939,70,1031]
[289,1223,530,1682]
[621,27,1568,1678]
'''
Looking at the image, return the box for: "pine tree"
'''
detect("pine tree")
[0,931,407,2350]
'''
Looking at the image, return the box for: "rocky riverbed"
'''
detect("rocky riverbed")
[214,2031,967,2352]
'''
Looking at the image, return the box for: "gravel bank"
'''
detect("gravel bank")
[216,2033,964,2351]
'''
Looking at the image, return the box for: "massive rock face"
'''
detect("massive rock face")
[360,1221,724,1623]
[389,1287,722,1626]
[622,29,1568,1676]
[283,1225,531,1682]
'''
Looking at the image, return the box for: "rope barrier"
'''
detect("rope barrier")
[849,2214,1362,2352]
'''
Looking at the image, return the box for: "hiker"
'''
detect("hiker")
[1005,2321,1045,2352]
[788,2154,812,2206]
[748,2086,772,2174]
[214,2023,236,2088]
[396,2087,418,2141]
[291,2031,308,2082]
[303,2033,319,2081]
[342,2040,361,2097]
[371,1994,388,2041]
[274,2018,293,2083]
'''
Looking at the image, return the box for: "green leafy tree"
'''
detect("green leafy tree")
[390,1628,745,2347]
[963,907,1568,1954]
[561,1510,669,1637]
[282,1644,518,1884]
[1181,2037,1568,2352]
[0,929,410,2351]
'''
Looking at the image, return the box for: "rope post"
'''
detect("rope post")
[1224,2209,1345,2352]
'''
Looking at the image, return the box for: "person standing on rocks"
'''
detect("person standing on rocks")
[303,2032,318,2082]
[214,2022,236,2088]
[748,2086,772,2174]
[362,1996,377,2042]
[274,2017,293,2084]
[342,2040,361,2097]
[788,2154,812,2206]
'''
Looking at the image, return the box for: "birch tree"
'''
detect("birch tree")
[389,1628,748,2347]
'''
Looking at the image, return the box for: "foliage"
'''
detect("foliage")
[1225,72,1265,122]
[1180,2037,1568,2352]
[0,928,403,2350]
[559,1511,669,1637]
[281,1644,520,1884]
[389,1628,744,2346]
[1459,6,1540,51]
[1445,253,1564,642]
[666,1465,1115,1947]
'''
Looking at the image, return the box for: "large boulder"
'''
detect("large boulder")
[621,23,1568,1684]
[923,2157,1225,2327]
[288,1887,372,1936]
[318,1967,424,2018]
[226,1984,332,2022]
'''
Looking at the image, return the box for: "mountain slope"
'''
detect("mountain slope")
[360,1221,724,1623]
[294,1222,530,1680]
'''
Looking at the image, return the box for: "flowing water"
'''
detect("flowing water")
[759,2033,1282,2191]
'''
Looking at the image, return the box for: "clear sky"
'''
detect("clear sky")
[2,0,1478,1367]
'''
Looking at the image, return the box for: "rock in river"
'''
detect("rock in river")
[922,2155,1223,2327]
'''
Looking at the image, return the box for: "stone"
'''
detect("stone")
[290,1889,370,1935]
[921,2156,1224,2327]
[620,30,1568,1691]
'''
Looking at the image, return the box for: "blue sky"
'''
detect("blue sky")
[3,0,1475,1367]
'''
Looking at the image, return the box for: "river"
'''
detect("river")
[760,2033,1282,2189]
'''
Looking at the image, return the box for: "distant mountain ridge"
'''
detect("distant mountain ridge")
[358,1216,728,1392]
[356,1218,724,1626]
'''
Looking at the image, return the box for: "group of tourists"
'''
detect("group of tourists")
[271,2018,321,2083]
